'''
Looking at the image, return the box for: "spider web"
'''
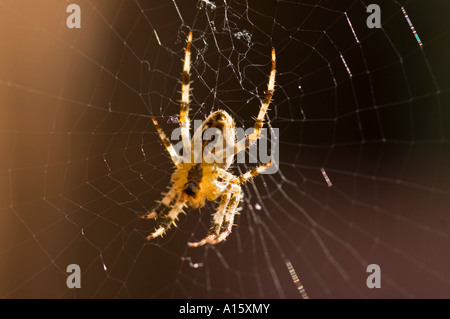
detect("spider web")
[1,0,450,299]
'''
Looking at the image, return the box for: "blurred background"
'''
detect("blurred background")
[0,0,449,298]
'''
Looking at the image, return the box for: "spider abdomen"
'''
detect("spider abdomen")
[183,181,199,197]
[181,163,203,198]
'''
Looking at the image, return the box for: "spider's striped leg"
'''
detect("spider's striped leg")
[234,48,276,155]
[187,192,232,247]
[152,118,181,168]
[180,31,193,158]
[234,161,272,184]
[139,185,177,220]
[209,187,243,245]
[217,168,237,182]
[146,197,186,241]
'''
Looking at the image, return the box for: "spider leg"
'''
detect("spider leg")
[186,162,272,247]
[180,31,193,158]
[187,164,270,246]
[235,48,276,155]
[234,161,272,184]
[209,187,243,245]
[151,118,181,168]
[146,197,186,241]
[187,192,232,247]
[217,168,236,182]
[139,184,177,219]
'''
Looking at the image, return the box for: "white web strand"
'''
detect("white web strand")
[345,12,360,44]
[400,6,423,47]
[285,259,309,299]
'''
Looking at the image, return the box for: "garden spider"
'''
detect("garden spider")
[141,31,276,247]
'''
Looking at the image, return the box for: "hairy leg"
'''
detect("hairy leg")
[234,161,272,184]
[180,31,193,158]
[234,48,276,155]
[152,118,181,168]
[139,184,177,220]
[209,187,242,245]
[146,197,186,241]
[187,193,231,247]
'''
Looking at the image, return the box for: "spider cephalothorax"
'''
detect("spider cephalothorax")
[141,31,276,246]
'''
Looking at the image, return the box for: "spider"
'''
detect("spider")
[141,31,276,247]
